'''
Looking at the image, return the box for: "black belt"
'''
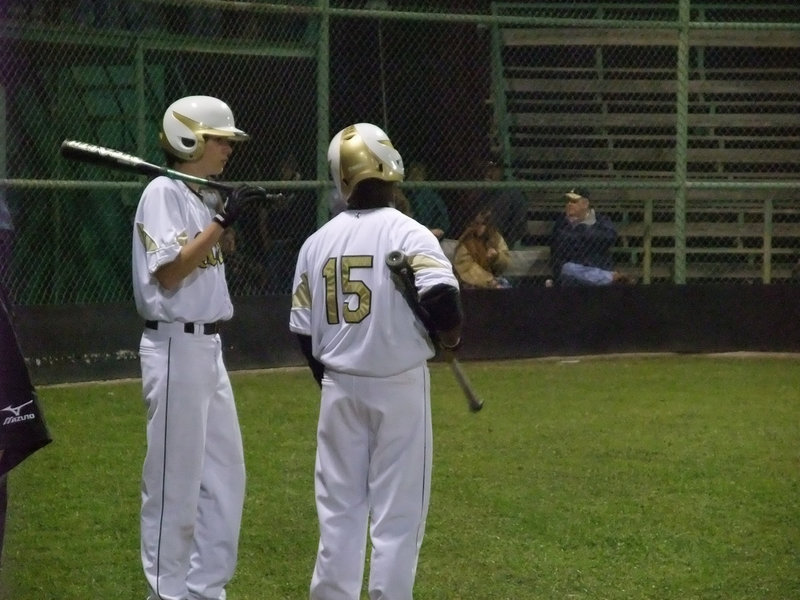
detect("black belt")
[145,320,221,335]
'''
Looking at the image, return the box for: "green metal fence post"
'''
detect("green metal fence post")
[762,197,774,283]
[643,197,653,284]
[674,0,691,284]
[489,4,511,171]
[316,0,331,229]
[135,42,146,161]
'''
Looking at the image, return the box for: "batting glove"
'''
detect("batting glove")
[213,184,268,228]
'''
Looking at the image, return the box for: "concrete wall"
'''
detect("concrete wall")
[15,285,800,385]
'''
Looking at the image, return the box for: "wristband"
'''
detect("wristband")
[213,213,230,228]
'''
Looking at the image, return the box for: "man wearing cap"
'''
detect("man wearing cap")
[549,188,630,285]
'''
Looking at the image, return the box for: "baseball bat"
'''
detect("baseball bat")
[385,250,484,413]
[60,140,282,199]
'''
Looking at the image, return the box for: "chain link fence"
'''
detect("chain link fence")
[1,1,799,305]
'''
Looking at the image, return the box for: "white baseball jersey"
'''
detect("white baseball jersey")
[289,206,458,376]
[132,176,233,323]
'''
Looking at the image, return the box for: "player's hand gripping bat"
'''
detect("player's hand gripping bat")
[385,250,484,413]
[60,139,282,199]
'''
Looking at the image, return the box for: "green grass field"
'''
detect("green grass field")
[1,355,798,600]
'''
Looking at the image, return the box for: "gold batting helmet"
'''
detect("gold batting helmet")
[327,123,404,202]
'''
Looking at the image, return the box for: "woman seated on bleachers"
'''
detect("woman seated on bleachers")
[453,207,512,289]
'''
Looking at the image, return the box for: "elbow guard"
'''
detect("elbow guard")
[419,283,463,333]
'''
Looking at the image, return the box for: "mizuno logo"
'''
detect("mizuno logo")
[2,400,33,418]
[2,400,36,425]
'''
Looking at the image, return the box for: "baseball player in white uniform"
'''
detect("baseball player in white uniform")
[289,123,464,600]
[132,95,267,600]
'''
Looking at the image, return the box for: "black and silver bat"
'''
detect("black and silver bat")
[60,139,282,199]
[385,250,484,413]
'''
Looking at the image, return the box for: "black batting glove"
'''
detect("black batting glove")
[213,184,268,228]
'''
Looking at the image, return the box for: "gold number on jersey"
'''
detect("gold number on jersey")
[322,255,373,324]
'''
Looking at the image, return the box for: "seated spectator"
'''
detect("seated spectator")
[453,207,512,289]
[550,188,631,286]
[406,161,451,241]
[481,159,528,249]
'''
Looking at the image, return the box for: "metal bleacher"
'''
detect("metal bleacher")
[489,2,800,284]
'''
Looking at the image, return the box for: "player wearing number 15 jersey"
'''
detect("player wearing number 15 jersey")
[289,123,463,600]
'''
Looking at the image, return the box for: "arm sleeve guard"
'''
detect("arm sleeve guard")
[419,283,463,334]
[296,334,324,388]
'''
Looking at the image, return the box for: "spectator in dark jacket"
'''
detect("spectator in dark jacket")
[550,188,631,285]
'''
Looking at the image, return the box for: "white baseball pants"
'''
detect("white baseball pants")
[139,324,245,600]
[310,364,432,600]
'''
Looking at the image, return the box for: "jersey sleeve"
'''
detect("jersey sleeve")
[289,243,312,336]
[403,227,460,295]
[135,181,187,275]
[403,226,462,335]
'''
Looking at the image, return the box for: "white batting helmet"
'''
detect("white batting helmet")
[160,95,250,161]
[327,123,404,202]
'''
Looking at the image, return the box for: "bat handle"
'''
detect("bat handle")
[386,250,407,272]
